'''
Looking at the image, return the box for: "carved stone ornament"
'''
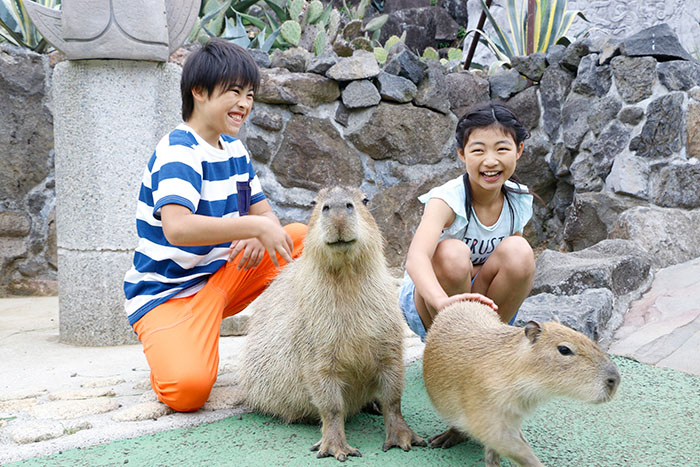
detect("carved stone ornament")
[24,0,201,61]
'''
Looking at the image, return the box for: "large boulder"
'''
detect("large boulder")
[563,192,643,251]
[532,239,652,297]
[516,288,615,342]
[270,114,363,190]
[256,68,339,106]
[610,206,700,269]
[344,102,457,164]
[629,92,685,159]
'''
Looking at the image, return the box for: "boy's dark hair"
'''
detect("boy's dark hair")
[455,101,537,237]
[180,39,261,122]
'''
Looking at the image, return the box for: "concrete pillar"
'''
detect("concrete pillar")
[52,60,182,345]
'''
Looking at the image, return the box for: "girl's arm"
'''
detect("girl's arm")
[160,203,293,267]
[405,198,456,314]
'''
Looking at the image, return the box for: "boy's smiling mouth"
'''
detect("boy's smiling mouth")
[228,112,245,123]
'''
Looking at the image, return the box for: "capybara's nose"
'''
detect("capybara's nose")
[605,366,621,394]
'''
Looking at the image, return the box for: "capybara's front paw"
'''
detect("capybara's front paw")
[310,438,362,462]
[427,427,467,449]
[382,424,427,452]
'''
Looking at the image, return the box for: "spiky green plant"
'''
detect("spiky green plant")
[0,0,60,52]
[466,0,588,70]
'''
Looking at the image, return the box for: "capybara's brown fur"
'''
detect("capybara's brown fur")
[240,186,425,461]
[423,300,620,467]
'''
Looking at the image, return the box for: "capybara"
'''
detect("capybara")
[423,300,620,467]
[240,186,426,461]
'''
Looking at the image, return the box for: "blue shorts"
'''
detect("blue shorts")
[399,272,517,342]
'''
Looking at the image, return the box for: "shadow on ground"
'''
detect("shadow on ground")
[10,357,700,467]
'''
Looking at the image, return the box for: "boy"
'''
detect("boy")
[123,39,306,412]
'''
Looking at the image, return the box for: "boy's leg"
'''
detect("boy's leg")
[133,223,307,411]
[212,222,306,317]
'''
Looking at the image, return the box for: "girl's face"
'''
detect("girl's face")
[457,125,524,196]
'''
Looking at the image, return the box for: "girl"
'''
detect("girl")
[400,101,535,340]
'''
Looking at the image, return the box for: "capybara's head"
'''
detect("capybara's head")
[520,320,621,404]
[305,186,383,268]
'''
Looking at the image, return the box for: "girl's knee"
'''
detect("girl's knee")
[153,368,216,412]
[433,240,472,285]
[496,237,535,277]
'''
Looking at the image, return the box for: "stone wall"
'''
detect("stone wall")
[0,45,56,296]
[1,24,699,345]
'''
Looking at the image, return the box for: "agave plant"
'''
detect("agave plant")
[0,0,60,52]
[466,0,588,70]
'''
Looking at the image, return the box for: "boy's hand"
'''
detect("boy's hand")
[229,238,265,270]
[256,217,294,268]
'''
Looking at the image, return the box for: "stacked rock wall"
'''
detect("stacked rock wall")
[1,25,699,346]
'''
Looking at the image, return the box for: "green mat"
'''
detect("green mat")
[11,356,700,466]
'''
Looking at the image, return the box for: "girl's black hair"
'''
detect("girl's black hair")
[180,39,260,122]
[456,102,532,236]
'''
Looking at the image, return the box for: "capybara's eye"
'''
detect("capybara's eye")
[310,200,317,207]
[322,205,330,213]
[346,203,354,212]
[362,198,369,205]
[557,345,573,356]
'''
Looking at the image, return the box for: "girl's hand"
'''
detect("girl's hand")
[435,293,498,312]
[229,238,265,270]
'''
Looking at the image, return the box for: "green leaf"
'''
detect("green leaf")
[313,28,326,55]
[280,19,301,46]
[383,34,401,52]
[479,0,515,58]
[307,0,323,24]
[264,0,288,23]
[422,46,439,60]
[232,7,269,31]
[447,47,462,61]
[364,14,387,32]
[374,46,387,64]
[287,0,304,20]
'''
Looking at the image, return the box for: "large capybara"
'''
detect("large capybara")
[239,186,426,462]
[423,300,620,467]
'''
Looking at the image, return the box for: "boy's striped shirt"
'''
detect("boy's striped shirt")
[123,124,265,325]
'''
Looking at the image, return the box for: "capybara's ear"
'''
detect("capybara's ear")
[524,321,541,344]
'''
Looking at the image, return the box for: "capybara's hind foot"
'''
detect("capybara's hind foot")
[311,438,362,462]
[382,419,427,451]
[428,427,467,449]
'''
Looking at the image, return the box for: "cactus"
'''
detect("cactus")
[350,36,372,52]
[307,0,324,24]
[313,29,326,56]
[280,20,302,46]
[384,34,402,53]
[328,9,341,42]
[422,47,439,60]
[287,0,305,20]
[447,47,462,61]
[364,14,388,34]
[342,19,363,40]
[374,46,388,65]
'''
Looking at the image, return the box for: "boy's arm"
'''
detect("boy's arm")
[160,203,293,267]
[228,199,285,269]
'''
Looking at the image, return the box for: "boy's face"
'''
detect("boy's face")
[192,82,254,138]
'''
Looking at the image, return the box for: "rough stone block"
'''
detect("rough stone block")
[52,60,182,251]
[57,250,136,346]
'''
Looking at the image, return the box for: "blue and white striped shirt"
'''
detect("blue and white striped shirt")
[123,124,265,325]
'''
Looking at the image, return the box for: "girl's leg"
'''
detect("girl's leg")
[414,239,473,331]
[132,223,307,412]
[471,236,535,323]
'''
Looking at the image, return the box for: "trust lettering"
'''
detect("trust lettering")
[464,236,505,265]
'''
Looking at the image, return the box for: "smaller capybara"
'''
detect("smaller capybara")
[239,186,426,462]
[423,300,620,467]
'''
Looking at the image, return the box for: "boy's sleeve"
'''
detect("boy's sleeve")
[151,145,203,220]
[247,153,266,206]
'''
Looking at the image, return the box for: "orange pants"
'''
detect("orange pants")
[132,223,306,412]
